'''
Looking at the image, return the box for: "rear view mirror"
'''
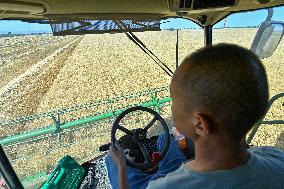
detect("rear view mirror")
[251,21,284,59]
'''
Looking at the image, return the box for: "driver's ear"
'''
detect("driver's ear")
[192,112,211,137]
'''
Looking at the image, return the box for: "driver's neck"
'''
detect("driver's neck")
[185,137,250,172]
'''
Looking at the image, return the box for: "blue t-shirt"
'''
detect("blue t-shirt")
[147,147,284,189]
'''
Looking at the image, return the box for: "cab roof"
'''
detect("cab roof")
[1,0,284,25]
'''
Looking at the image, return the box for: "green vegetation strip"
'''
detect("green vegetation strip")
[0,97,172,146]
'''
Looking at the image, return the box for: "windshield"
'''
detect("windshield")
[0,18,204,187]
[0,6,283,188]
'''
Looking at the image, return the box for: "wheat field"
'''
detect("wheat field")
[0,29,283,184]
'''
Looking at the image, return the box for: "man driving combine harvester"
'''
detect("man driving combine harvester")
[1,1,284,189]
[107,44,284,189]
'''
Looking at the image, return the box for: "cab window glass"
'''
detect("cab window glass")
[213,6,284,150]
[0,18,200,187]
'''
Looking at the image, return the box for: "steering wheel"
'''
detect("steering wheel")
[111,106,170,171]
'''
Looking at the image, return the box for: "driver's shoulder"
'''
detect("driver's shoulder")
[248,146,284,170]
[146,165,193,189]
[249,146,284,160]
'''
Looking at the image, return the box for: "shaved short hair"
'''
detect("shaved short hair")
[178,43,269,141]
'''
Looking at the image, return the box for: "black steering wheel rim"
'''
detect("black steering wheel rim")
[111,106,170,170]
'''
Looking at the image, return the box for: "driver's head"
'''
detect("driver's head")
[170,43,269,143]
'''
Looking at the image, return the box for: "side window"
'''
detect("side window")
[213,9,267,48]
[213,7,284,150]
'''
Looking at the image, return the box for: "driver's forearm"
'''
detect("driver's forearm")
[118,166,130,189]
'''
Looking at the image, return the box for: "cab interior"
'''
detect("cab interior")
[0,0,283,188]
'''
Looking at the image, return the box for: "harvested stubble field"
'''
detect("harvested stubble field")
[0,29,283,182]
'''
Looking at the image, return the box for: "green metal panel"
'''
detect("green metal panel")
[40,155,85,189]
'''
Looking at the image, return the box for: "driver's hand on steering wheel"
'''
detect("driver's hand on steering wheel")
[108,141,127,169]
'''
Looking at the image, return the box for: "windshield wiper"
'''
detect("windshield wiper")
[126,32,174,77]
[176,30,179,69]
[114,20,174,77]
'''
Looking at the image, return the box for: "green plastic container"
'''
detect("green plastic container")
[40,155,85,189]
